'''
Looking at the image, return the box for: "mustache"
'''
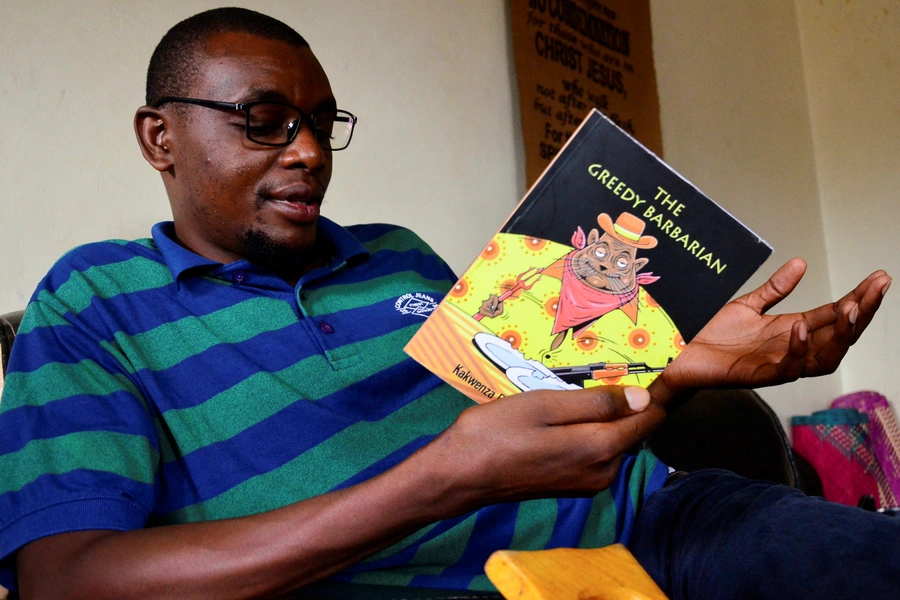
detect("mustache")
[254,180,326,200]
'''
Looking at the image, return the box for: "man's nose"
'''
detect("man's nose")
[278,122,327,171]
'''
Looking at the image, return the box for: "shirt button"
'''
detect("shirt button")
[319,321,335,334]
[232,271,247,284]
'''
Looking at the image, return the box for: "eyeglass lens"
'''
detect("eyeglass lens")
[246,104,353,149]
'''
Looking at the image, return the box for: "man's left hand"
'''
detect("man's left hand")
[651,258,891,403]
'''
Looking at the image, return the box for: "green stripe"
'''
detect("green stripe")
[2,360,144,409]
[103,296,298,373]
[160,385,469,523]
[391,499,557,587]
[508,498,559,550]
[304,271,447,315]
[0,431,157,495]
[576,491,618,549]
[156,325,428,462]
[15,301,72,335]
[467,574,496,592]
[350,513,480,587]
[362,229,437,255]
[348,570,418,587]
[360,522,441,565]
[156,353,334,462]
[34,255,172,317]
[406,511,479,573]
[628,449,660,513]
[131,238,155,249]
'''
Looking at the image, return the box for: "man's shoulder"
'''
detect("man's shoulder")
[36,237,168,300]
[54,237,159,269]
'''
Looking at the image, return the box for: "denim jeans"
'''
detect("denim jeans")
[629,469,900,599]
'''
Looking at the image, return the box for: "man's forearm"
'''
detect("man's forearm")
[17,445,467,600]
[18,387,664,600]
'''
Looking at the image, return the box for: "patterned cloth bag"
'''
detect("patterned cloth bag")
[831,391,900,508]
[791,408,880,507]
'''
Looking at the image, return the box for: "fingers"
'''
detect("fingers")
[526,386,652,426]
[844,271,891,341]
[741,258,807,314]
[532,386,663,463]
[804,270,891,341]
[806,301,857,374]
[570,401,665,458]
[774,320,809,382]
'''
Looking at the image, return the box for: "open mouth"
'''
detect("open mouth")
[269,198,320,223]
[265,183,323,224]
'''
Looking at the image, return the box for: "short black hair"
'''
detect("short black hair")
[145,7,310,106]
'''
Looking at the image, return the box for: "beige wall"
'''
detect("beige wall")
[795,0,900,403]
[1,0,897,422]
[649,0,838,420]
[0,0,521,307]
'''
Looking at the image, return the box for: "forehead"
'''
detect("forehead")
[191,31,334,108]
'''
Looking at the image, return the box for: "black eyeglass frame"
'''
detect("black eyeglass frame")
[153,96,358,150]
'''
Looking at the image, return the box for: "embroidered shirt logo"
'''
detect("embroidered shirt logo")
[395,293,438,318]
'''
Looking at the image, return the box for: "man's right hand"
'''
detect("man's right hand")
[424,385,664,510]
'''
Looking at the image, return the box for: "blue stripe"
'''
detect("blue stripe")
[0,391,155,454]
[156,360,445,512]
[342,249,453,287]
[621,457,670,545]
[610,454,641,544]
[346,223,409,244]
[547,497,595,548]
[143,324,312,413]
[0,470,153,528]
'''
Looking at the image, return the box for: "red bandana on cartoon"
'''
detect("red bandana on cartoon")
[552,256,660,337]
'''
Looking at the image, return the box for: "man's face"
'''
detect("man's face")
[160,31,335,271]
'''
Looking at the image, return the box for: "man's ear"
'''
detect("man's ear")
[633,257,649,273]
[134,106,174,172]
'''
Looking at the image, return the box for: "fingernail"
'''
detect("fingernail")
[799,322,808,342]
[883,280,892,297]
[625,387,650,411]
[849,304,859,325]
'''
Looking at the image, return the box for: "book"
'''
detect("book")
[405,109,772,403]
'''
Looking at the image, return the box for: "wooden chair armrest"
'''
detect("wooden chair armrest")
[485,544,668,600]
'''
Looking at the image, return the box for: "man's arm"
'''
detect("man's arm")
[650,258,891,404]
[17,386,662,600]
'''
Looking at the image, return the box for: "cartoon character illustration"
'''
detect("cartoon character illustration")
[477,212,660,351]
[472,213,677,391]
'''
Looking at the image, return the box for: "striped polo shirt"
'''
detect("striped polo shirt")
[0,218,668,591]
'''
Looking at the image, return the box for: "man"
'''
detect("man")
[0,8,895,599]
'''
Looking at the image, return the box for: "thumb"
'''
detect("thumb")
[741,257,807,314]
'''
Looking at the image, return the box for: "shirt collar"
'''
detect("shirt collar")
[151,217,370,281]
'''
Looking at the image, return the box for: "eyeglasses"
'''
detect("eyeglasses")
[154,97,358,150]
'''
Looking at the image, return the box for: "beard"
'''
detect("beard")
[240,227,324,275]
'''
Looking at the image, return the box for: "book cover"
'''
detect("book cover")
[405,109,772,403]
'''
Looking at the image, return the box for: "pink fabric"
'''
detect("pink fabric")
[553,255,659,337]
[832,391,900,508]
[792,411,880,507]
